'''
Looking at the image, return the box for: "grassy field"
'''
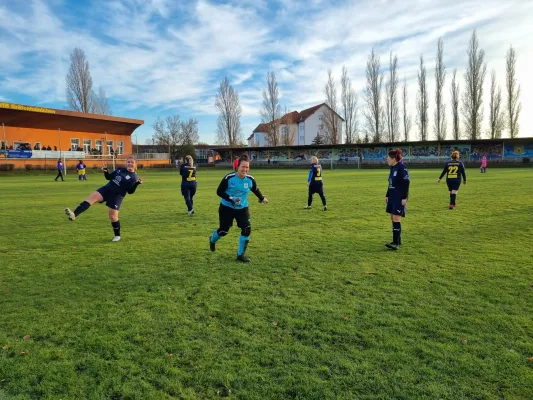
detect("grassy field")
[0,167,532,399]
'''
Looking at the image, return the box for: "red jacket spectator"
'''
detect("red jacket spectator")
[232,158,239,170]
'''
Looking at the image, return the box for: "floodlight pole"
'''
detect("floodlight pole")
[2,123,6,165]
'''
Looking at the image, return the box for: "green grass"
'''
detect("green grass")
[0,167,532,399]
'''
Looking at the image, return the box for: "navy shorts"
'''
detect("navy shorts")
[97,186,124,210]
[181,184,197,198]
[386,200,406,217]
[446,180,461,191]
[309,182,324,195]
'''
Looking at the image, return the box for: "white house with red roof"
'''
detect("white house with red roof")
[247,103,344,147]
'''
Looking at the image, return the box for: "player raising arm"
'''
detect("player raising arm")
[64,156,143,242]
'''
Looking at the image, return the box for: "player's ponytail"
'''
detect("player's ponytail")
[238,154,249,167]
[387,148,403,162]
[451,151,459,160]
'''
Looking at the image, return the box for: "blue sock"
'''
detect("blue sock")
[238,235,250,255]
[210,230,221,243]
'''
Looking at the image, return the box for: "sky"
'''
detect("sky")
[0,0,531,145]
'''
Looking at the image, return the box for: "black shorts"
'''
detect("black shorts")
[309,182,324,195]
[97,186,124,210]
[181,184,197,198]
[219,204,250,231]
[386,199,406,217]
[446,180,461,191]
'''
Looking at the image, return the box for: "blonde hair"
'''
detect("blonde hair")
[126,156,137,170]
[185,155,194,165]
[310,156,318,163]
[451,151,460,160]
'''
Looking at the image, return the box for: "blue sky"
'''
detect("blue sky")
[1,0,531,144]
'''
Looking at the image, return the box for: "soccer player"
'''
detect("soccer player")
[480,155,487,173]
[209,154,268,262]
[385,149,410,250]
[304,156,327,211]
[180,154,197,215]
[76,160,87,181]
[437,150,467,209]
[64,156,143,242]
[54,158,64,181]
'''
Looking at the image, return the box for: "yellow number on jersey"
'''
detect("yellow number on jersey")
[187,168,196,181]
[448,166,458,176]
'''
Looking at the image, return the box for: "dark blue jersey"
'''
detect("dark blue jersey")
[103,168,140,197]
[308,163,323,183]
[217,172,264,209]
[386,162,410,200]
[57,161,63,171]
[439,160,466,182]
[179,163,197,186]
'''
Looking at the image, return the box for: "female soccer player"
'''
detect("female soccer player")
[76,160,87,181]
[480,155,487,173]
[304,156,327,211]
[437,150,467,209]
[64,156,143,242]
[180,154,197,215]
[54,159,64,181]
[385,149,410,250]
[209,154,268,262]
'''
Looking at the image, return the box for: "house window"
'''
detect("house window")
[95,140,103,153]
[83,139,92,153]
[281,127,287,136]
[71,138,80,151]
[299,136,304,143]
[318,124,324,131]
[106,140,114,155]
[117,141,124,155]
[319,115,324,121]
[34,142,41,150]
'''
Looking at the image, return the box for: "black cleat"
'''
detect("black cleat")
[209,236,216,252]
[236,254,250,263]
[323,205,327,211]
[385,242,399,250]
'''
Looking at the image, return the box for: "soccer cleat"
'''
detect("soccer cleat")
[209,236,216,252]
[323,205,327,211]
[236,254,250,263]
[449,205,455,210]
[112,236,121,242]
[385,242,399,250]
[64,208,76,221]
[304,206,312,209]
[188,210,195,216]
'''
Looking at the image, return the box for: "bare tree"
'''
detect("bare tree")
[385,52,400,142]
[260,71,282,146]
[152,114,183,159]
[402,80,412,142]
[450,69,460,140]
[434,38,446,140]
[323,69,341,144]
[215,76,242,146]
[280,106,297,146]
[506,45,521,138]
[341,65,358,144]
[66,48,94,113]
[488,70,504,139]
[181,118,200,144]
[462,30,487,140]
[91,87,112,115]
[363,48,385,143]
[416,55,429,141]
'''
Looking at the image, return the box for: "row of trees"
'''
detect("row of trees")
[363,30,521,143]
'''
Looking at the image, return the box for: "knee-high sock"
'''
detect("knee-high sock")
[112,220,120,237]
[184,196,192,211]
[451,193,457,205]
[210,230,221,243]
[319,193,326,206]
[238,235,250,256]
[308,192,313,207]
[74,201,91,216]
[393,222,401,245]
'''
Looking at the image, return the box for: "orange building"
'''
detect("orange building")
[0,102,143,156]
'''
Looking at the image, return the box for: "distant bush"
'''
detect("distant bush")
[0,164,14,171]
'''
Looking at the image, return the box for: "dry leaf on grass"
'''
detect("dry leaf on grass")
[23,335,31,340]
